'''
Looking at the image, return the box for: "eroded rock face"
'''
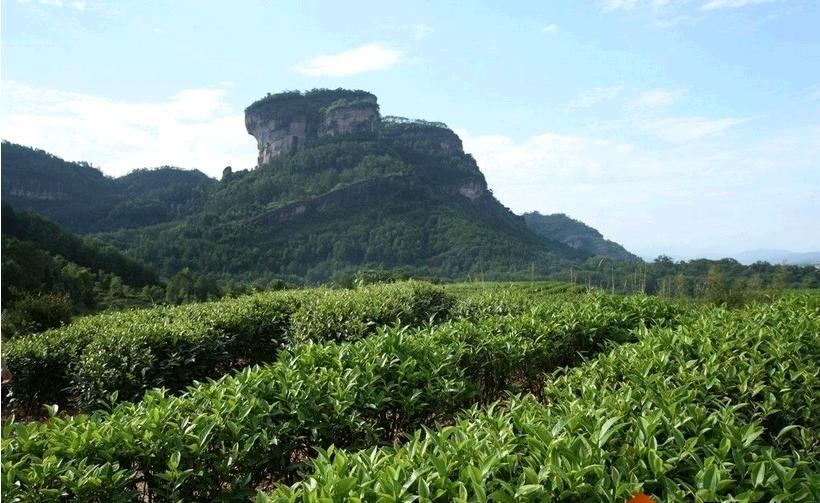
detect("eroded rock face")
[245,113,309,166]
[245,90,380,166]
[459,181,484,201]
[318,107,380,138]
[245,90,475,168]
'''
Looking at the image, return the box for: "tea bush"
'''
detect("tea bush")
[1,293,677,501]
[289,281,454,343]
[264,297,818,502]
[2,281,455,411]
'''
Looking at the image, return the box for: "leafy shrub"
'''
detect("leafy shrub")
[1,293,677,501]
[2,282,454,411]
[264,297,818,502]
[289,280,454,343]
[1,292,73,337]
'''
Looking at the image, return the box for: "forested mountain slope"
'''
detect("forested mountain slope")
[2,89,639,282]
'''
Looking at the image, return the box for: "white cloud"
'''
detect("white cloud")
[32,0,85,9]
[701,0,776,10]
[567,86,745,144]
[602,0,638,11]
[569,86,623,109]
[602,0,674,12]
[1,81,257,177]
[293,43,401,77]
[643,116,748,143]
[541,23,558,33]
[457,124,820,252]
[626,88,685,109]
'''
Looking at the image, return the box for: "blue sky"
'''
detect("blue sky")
[2,0,819,257]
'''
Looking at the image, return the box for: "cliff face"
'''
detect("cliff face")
[245,90,380,166]
[318,106,380,138]
[245,113,309,165]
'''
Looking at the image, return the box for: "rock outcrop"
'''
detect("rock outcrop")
[318,106,379,138]
[458,181,484,201]
[381,116,464,155]
[245,90,380,166]
[244,90,473,167]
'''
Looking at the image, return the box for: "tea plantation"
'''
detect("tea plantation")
[1,282,817,502]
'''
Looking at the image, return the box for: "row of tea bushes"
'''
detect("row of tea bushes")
[2,281,455,411]
[1,294,680,501]
[263,296,819,503]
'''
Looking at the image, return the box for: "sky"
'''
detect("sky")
[2,0,819,258]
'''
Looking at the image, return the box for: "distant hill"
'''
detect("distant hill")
[1,206,164,327]
[733,249,820,266]
[637,248,820,266]
[1,141,214,232]
[2,89,636,282]
[1,205,161,289]
[522,212,640,262]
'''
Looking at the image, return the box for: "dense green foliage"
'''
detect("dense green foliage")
[1,142,214,233]
[2,282,454,412]
[0,292,74,336]
[1,292,678,501]
[569,254,820,306]
[264,296,819,502]
[1,206,166,335]
[523,211,640,262]
[246,88,379,123]
[2,205,160,289]
[2,96,594,283]
[0,141,115,231]
[93,134,582,282]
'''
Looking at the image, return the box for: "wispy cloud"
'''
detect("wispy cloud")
[642,116,749,143]
[701,0,776,10]
[293,43,401,77]
[602,0,674,12]
[541,23,558,33]
[1,81,257,177]
[626,88,685,109]
[569,86,623,109]
[458,122,819,252]
[32,0,86,9]
[602,0,777,27]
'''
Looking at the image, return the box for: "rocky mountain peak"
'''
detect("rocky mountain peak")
[245,89,380,166]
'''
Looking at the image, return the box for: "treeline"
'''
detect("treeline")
[567,254,819,306]
[0,208,289,336]
[2,205,159,287]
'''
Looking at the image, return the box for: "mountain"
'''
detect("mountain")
[1,142,214,232]
[522,212,640,262]
[1,89,636,283]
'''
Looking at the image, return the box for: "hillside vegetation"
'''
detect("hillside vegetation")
[265,295,819,502]
[1,88,601,283]
[2,283,816,501]
[522,212,639,262]
[2,285,681,500]
[1,206,166,335]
